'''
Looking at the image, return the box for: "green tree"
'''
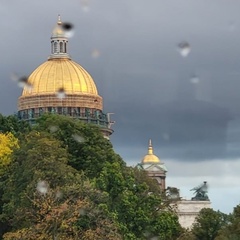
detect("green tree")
[192,208,229,240]
[96,162,182,239]
[1,130,121,239]
[216,205,240,240]
[0,114,30,136]
[35,114,125,178]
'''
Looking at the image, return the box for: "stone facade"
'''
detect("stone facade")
[176,200,212,229]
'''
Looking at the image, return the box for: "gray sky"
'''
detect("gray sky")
[1,0,240,213]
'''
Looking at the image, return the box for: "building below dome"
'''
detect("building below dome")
[137,139,167,191]
[17,15,114,139]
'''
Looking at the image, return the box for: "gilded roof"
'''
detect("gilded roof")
[142,139,161,164]
[21,58,99,96]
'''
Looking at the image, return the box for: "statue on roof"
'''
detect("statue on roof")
[190,181,209,201]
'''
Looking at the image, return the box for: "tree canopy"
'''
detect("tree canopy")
[0,114,182,239]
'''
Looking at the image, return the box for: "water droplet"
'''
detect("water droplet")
[61,22,75,38]
[72,134,85,143]
[11,73,33,90]
[190,75,199,84]
[79,208,86,215]
[49,125,59,133]
[162,133,170,141]
[91,49,100,59]
[150,237,159,240]
[55,190,63,199]
[37,181,48,194]
[57,88,66,99]
[81,0,90,12]
[228,21,236,31]
[178,41,191,57]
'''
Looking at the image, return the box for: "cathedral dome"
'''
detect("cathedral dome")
[17,15,114,139]
[22,58,98,96]
[142,139,161,164]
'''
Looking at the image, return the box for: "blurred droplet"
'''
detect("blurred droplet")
[228,21,236,31]
[79,208,86,215]
[81,0,90,12]
[10,72,19,81]
[55,190,63,199]
[150,237,159,240]
[61,22,75,38]
[57,88,66,99]
[91,49,100,59]
[37,181,48,194]
[72,134,85,143]
[11,73,33,90]
[178,41,191,57]
[162,133,170,141]
[49,125,59,133]
[190,75,199,84]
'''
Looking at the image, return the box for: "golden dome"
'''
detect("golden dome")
[21,58,98,96]
[142,139,161,164]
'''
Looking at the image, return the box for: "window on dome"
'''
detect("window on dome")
[60,42,63,53]
[54,42,58,53]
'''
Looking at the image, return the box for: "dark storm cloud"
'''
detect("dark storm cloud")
[2,0,240,161]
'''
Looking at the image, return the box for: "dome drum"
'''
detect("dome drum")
[18,94,103,111]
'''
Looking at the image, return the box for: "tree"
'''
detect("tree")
[216,205,240,240]
[1,130,121,239]
[191,208,229,240]
[0,132,19,175]
[0,114,30,136]
[96,162,182,239]
[35,114,125,178]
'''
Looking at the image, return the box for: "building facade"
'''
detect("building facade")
[137,139,167,192]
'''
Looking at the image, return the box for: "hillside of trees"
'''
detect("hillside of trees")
[0,113,239,239]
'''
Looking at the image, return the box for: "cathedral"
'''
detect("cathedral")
[17,16,113,139]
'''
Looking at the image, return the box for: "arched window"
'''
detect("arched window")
[54,42,58,53]
[60,42,63,53]
[64,42,67,53]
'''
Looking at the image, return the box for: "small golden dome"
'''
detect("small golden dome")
[21,58,98,96]
[142,139,161,164]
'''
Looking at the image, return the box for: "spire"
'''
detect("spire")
[49,15,70,60]
[57,14,62,24]
[148,139,153,155]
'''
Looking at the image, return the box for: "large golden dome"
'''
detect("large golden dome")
[142,139,161,164]
[22,58,98,96]
[17,15,114,139]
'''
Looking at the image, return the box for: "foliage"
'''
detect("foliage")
[0,114,30,137]
[191,208,229,240]
[216,205,240,240]
[35,114,125,178]
[96,162,182,239]
[0,114,183,239]
[0,132,19,175]
[1,130,121,239]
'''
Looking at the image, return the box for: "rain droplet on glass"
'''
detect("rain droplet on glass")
[61,22,75,38]
[81,0,90,12]
[79,208,86,215]
[72,134,85,143]
[91,49,100,59]
[190,75,199,84]
[49,125,59,133]
[55,190,63,199]
[37,181,48,194]
[177,41,191,57]
[57,87,66,99]
[18,76,33,90]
